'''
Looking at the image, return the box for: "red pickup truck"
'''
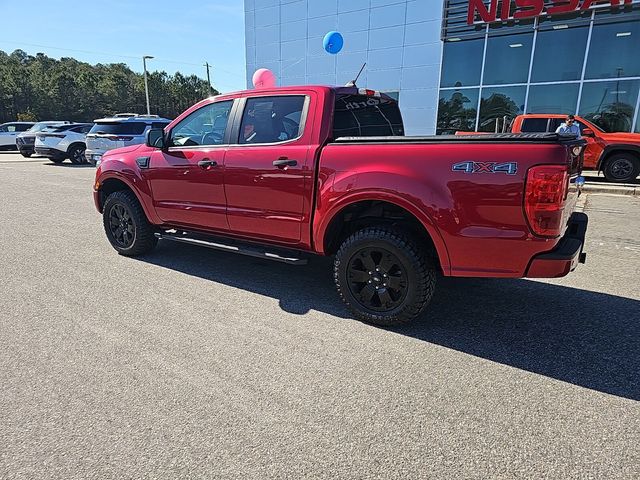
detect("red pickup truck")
[93,86,588,326]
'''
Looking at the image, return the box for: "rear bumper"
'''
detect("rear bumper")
[85,149,105,166]
[526,212,588,278]
[35,147,64,158]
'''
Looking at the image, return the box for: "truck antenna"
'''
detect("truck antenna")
[345,63,366,87]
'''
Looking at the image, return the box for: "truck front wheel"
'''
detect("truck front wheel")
[603,154,640,183]
[334,227,436,326]
[103,190,157,256]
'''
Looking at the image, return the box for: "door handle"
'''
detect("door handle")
[198,159,218,169]
[273,158,297,168]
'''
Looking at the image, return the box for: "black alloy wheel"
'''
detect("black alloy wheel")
[108,203,135,249]
[603,154,640,183]
[334,227,436,326]
[346,247,409,312]
[102,190,158,256]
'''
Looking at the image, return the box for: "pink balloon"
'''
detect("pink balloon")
[252,68,276,89]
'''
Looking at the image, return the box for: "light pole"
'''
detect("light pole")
[142,55,154,115]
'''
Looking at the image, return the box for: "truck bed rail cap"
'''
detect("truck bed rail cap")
[333,133,585,145]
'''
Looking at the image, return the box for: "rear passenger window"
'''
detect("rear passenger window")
[170,100,233,147]
[521,118,550,132]
[239,96,306,144]
[152,122,170,130]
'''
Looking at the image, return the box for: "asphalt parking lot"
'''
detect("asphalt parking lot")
[1,152,638,479]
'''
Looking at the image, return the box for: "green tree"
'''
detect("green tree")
[0,49,218,123]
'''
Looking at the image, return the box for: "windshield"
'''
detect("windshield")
[28,123,60,133]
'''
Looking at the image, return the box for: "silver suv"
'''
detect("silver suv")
[86,115,171,166]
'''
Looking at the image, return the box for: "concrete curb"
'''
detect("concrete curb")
[582,183,639,196]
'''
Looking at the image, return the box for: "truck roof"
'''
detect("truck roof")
[210,85,397,101]
[517,114,580,119]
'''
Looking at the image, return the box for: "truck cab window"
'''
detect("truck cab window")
[171,100,233,147]
[521,118,549,132]
[239,96,306,144]
[333,94,404,138]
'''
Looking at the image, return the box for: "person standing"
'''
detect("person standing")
[555,115,582,138]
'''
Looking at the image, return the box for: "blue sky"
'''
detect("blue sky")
[0,0,247,92]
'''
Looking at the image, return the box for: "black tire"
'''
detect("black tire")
[103,190,157,256]
[68,144,86,165]
[603,154,640,183]
[334,227,436,326]
[21,152,32,158]
[50,157,65,164]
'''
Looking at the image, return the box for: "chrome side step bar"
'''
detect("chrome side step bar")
[154,230,308,265]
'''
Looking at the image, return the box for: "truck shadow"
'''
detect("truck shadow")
[44,162,95,168]
[140,242,640,401]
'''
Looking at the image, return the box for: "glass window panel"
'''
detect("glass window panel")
[521,118,550,133]
[240,96,306,144]
[478,86,526,132]
[171,101,233,146]
[487,16,535,35]
[579,80,640,132]
[440,39,484,88]
[531,26,589,82]
[585,21,640,79]
[437,88,479,134]
[527,84,580,114]
[636,112,640,133]
[483,33,533,85]
[333,94,404,137]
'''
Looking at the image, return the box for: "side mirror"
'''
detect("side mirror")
[582,128,595,137]
[146,128,167,148]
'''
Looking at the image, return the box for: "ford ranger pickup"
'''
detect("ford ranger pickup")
[93,86,588,326]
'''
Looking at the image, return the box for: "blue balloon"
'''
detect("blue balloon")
[323,31,344,55]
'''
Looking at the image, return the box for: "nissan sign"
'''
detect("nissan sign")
[467,0,633,25]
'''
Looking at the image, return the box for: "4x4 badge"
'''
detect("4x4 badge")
[452,161,518,175]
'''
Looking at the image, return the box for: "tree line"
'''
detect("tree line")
[0,49,218,123]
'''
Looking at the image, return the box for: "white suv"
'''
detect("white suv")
[86,115,171,166]
[34,123,93,164]
[0,122,35,150]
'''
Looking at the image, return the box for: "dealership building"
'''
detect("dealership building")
[244,0,640,134]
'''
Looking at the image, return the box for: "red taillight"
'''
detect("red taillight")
[524,165,569,237]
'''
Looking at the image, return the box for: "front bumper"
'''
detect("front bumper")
[526,212,588,278]
[19,146,35,155]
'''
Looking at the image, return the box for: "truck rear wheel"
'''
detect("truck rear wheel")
[103,190,157,256]
[334,227,436,326]
[603,154,640,183]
